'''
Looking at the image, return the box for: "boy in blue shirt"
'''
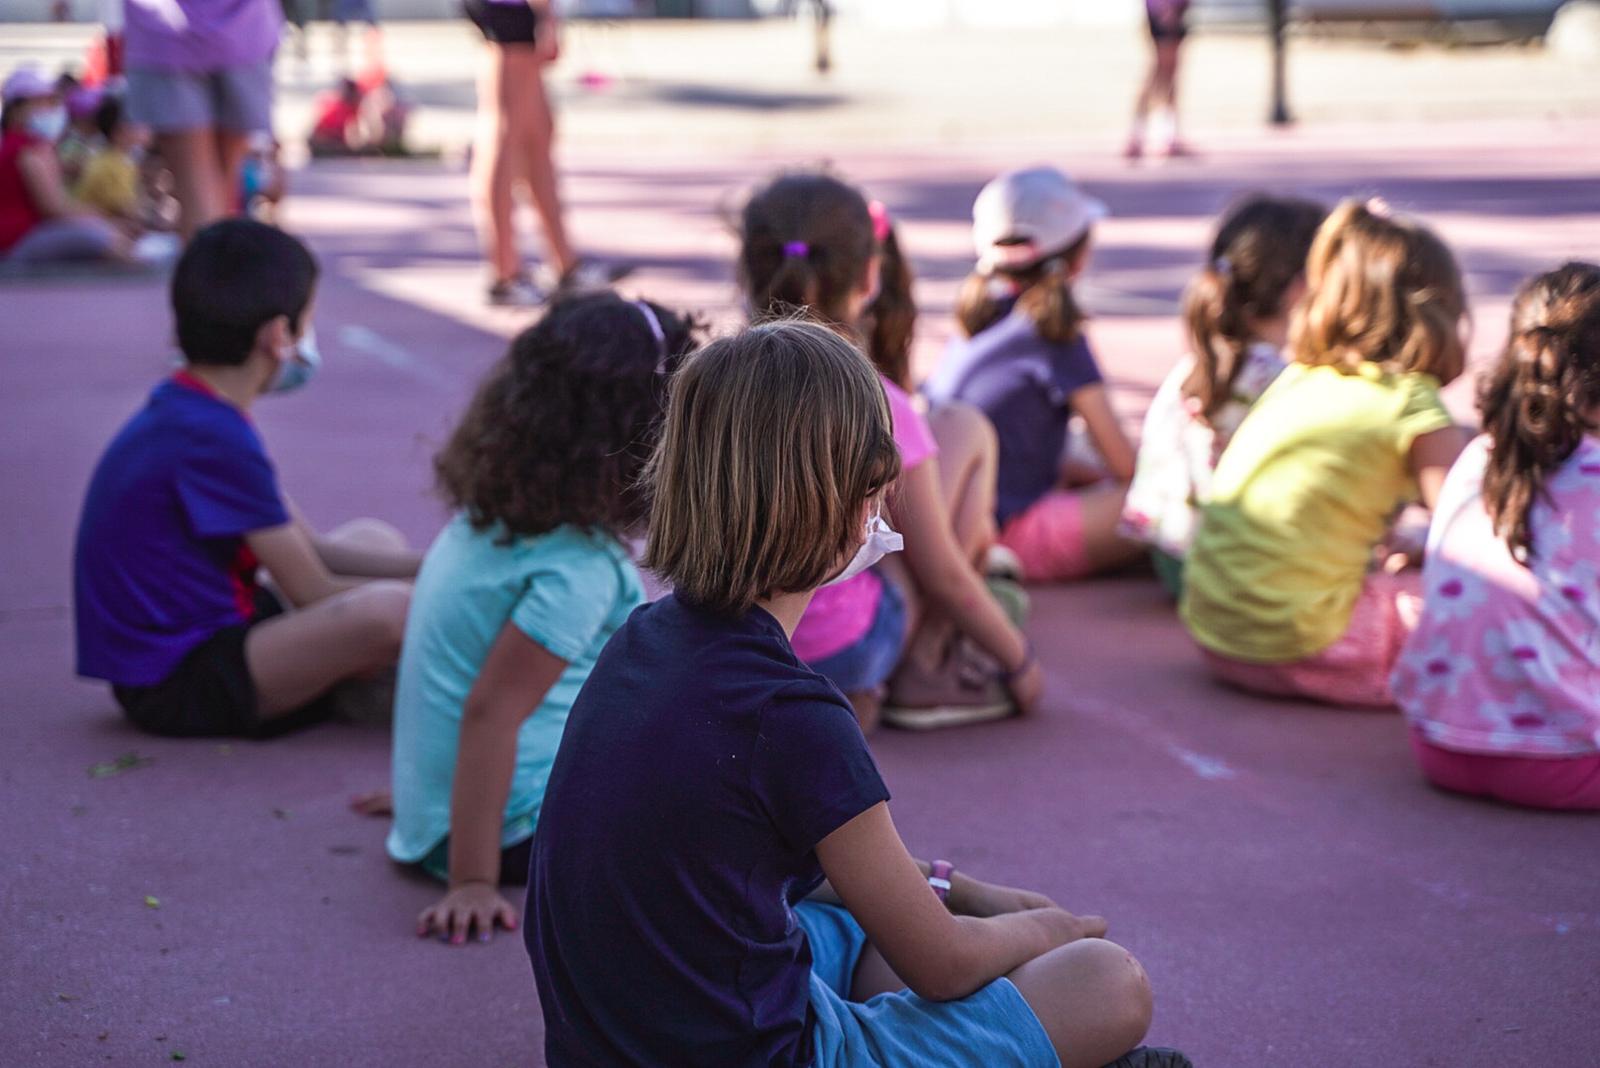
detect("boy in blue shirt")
[73,219,418,737]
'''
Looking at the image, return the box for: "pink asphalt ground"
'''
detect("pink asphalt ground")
[4,119,1599,1067]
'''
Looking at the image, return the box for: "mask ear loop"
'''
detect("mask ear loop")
[632,300,669,373]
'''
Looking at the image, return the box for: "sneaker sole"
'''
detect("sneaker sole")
[881,701,1016,731]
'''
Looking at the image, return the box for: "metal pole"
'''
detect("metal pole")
[1269,0,1292,125]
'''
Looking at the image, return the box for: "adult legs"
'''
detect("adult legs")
[157,128,230,239]
[505,45,576,276]
[470,43,526,285]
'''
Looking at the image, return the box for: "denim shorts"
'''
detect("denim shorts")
[126,60,273,133]
[796,902,1060,1068]
[808,576,908,693]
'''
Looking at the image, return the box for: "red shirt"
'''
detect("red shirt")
[0,129,45,254]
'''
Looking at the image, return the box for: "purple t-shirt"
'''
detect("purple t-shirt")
[74,374,289,687]
[925,308,1104,526]
[124,0,283,73]
[526,593,890,1066]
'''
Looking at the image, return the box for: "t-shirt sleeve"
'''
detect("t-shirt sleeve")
[174,429,289,539]
[1051,337,1105,400]
[510,542,624,664]
[884,379,938,471]
[1392,374,1455,455]
[752,684,891,854]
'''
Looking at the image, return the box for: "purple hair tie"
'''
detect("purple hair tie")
[782,241,810,258]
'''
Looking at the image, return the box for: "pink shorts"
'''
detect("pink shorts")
[1409,729,1600,811]
[998,491,1092,582]
[1200,570,1422,709]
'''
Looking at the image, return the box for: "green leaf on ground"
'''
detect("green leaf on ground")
[87,752,151,779]
[143,895,160,909]
[170,1053,186,1062]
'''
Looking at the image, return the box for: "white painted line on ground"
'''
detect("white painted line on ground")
[1166,744,1238,781]
[337,324,454,389]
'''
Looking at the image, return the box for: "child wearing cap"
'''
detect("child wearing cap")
[926,166,1141,583]
[0,67,130,267]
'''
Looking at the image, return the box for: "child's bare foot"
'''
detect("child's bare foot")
[350,789,393,817]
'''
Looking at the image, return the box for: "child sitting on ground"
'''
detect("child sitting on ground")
[75,94,151,230]
[358,292,696,942]
[740,172,1041,731]
[1121,195,1326,598]
[926,166,1142,583]
[1391,262,1600,810]
[525,319,1187,1068]
[1181,198,1468,708]
[74,219,418,737]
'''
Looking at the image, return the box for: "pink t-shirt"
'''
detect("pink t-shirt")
[790,377,938,664]
[1391,435,1600,757]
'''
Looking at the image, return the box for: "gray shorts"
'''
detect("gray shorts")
[125,60,274,134]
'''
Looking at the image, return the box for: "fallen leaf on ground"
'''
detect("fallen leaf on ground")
[88,753,151,779]
[143,896,160,909]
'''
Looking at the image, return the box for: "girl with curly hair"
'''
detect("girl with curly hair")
[360,291,699,942]
[1391,262,1600,809]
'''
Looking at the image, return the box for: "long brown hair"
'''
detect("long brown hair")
[739,172,875,335]
[1182,195,1325,423]
[862,212,916,390]
[955,232,1090,344]
[1290,198,1467,386]
[1479,261,1600,563]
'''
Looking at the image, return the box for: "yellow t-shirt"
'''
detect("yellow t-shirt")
[1180,362,1453,662]
[75,150,139,218]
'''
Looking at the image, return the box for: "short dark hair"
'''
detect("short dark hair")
[171,219,319,366]
[92,93,124,141]
[436,291,701,541]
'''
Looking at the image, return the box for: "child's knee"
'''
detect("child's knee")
[350,580,411,657]
[931,400,997,452]
[1078,938,1154,1043]
[328,517,408,553]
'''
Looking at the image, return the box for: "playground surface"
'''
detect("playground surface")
[3,17,1600,1068]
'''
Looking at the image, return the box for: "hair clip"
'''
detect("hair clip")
[1365,196,1393,220]
[868,200,892,244]
[1212,256,1232,276]
[782,241,810,259]
[632,300,669,373]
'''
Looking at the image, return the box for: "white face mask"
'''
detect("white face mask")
[270,327,321,394]
[822,513,903,588]
[25,105,67,143]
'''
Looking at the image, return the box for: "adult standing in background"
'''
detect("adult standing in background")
[1126,0,1192,161]
[462,0,625,307]
[123,0,282,239]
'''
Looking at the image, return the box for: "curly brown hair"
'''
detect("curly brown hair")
[1479,261,1600,563]
[436,291,700,542]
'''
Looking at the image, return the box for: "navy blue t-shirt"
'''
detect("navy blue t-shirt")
[526,593,890,1067]
[925,309,1104,526]
[74,374,289,687]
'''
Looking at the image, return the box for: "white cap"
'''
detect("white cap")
[972,166,1107,274]
[2,66,56,106]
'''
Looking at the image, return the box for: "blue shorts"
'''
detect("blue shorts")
[796,902,1061,1068]
[808,576,908,693]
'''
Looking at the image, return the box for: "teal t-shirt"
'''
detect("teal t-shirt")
[386,514,645,864]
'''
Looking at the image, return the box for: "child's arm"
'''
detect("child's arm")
[1409,425,1469,511]
[246,523,361,607]
[891,462,1041,711]
[817,802,1105,1002]
[1070,384,1137,483]
[417,622,568,945]
[283,497,421,579]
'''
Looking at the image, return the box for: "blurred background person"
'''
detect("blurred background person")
[1127,0,1192,161]
[123,0,282,239]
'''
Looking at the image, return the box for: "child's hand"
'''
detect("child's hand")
[957,878,1057,918]
[349,789,392,817]
[417,882,519,946]
[1024,907,1111,950]
[1006,660,1045,716]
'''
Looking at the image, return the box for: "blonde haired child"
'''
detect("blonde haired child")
[525,319,1188,1068]
[1391,262,1600,809]
[1122,195,1326,597]
[1181,198,1468,707]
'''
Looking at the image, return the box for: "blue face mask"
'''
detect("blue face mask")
[271,327,321,394]
[24,106,67,143]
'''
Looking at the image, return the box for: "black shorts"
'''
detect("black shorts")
[112,588,332,739]
[1148,11,1189,43]
[463,0,539,45]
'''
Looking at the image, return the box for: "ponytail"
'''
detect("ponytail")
[1182,195,1326,424]
[956,233,1090,345]
[863,224,917,390]
[1479,261,1600,562]
[739,173,875,333]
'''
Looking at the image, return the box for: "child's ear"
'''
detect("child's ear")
[254,314,293,361]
